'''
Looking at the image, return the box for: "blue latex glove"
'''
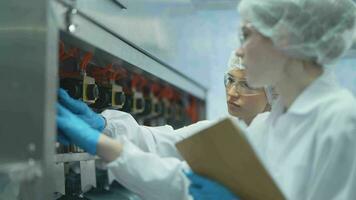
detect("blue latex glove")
[57,133,70,146]
[58,88,105,131]
[57,103,101,154]
[186,172,239,200]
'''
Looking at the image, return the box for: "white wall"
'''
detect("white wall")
[161,10,241,120]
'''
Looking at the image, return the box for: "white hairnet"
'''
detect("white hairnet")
[238,0,356,66]
[227,50,245,71]
[226,51,276,104]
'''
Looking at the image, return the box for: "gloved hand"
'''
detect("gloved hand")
[186,172,239,200]
[58,88,105,131]
[57,103,101,155]
[57,133,70,146]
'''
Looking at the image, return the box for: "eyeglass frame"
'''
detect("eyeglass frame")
[224,73,265,96]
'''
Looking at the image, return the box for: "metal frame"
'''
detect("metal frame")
[54,0,207,99]
[55,153,98,163]
[0,0,57,199]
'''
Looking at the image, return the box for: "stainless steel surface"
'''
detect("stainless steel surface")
[85,183,142,200]
[55,153,98,163]
[53,162,66,195]
[54,0,207,100]
[0,0,57,199]
[80,160,97,192]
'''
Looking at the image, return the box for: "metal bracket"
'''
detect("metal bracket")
[112,0,127,9]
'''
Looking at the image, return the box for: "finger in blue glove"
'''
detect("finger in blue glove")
[185,172,239,200]
[57,103,101,155]
[58,88,105,131]
[57,133,71,146]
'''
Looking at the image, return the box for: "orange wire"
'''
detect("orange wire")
[80,52,93,71]
[59,42,79,61]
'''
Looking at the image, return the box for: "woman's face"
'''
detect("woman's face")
[225,69,268,124]
[235,22,288,88]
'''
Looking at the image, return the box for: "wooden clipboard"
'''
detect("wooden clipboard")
[176,118,285,200]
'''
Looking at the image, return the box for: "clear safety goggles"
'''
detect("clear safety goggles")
[224,73,265,96]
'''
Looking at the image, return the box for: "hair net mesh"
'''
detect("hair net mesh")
[227,50,245,71]
[238,0,356,66]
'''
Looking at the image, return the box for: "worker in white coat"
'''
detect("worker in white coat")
[57,51,273,200]
[187,0,356,199]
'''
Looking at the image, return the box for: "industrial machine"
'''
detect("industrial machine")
[0,0,206,199]
[54,38,205,200]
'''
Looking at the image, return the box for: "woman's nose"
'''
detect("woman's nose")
[227,86,240,99]
[235,48,244,58]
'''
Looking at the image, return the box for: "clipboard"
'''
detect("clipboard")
[176,118,285,200]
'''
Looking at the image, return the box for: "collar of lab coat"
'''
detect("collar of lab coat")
[273,70,339,117]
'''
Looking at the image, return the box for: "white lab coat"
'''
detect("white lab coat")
[102,111,218,159]
[102,71,356,200]
[246,71,356,200]
[101,110,229,200]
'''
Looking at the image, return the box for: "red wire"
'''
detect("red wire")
[79,52,93,71]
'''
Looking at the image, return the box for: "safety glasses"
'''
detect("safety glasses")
[224,73,264,96]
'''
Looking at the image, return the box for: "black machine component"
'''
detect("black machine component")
[91,85,126,110]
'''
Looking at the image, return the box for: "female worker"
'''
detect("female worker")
[188,0,356,199]
[97,51,273,157]
[57,52,273,200]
